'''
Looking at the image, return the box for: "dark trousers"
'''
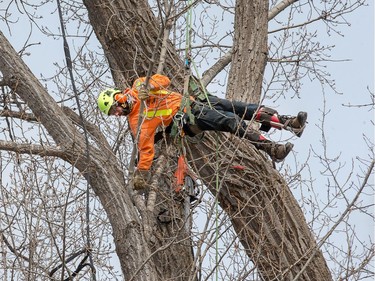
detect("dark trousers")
[188,96,262,141]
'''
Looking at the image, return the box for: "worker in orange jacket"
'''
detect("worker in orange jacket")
[98,74,307,189]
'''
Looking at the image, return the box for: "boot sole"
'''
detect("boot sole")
[295,112,307,137]
[273,142,294,162]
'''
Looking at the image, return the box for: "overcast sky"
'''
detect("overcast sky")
[1,1,374,279]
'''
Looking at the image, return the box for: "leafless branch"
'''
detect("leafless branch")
[268,0,299,21]
[0,140,66,158]
[292,159,375,280]
[0,110,37,122]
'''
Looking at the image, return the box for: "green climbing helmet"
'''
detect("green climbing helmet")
[97,88,121,115]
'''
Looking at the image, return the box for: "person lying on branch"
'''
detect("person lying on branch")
[97,74,307,189]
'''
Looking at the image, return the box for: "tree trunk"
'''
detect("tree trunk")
[82,0,184,88]
[0,0,334,279]
[0,31,161,280]
[81,0,333,280]
[82,0,197,279]
[226,0,269,103]
[189,134,332,280]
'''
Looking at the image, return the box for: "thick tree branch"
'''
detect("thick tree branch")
[201,50,233,87]
[0,140,66,158]
[0,28,159,280]
[0,109,37,122]
[268,0,298,21]
[81,0,333,279]
[0,31,83,150]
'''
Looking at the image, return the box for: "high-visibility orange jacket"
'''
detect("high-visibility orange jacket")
[115,74,183,171]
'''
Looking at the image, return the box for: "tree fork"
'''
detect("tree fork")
[81,0,333,279]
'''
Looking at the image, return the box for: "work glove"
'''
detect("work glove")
[137,84,150,100]
[133,169,150,190]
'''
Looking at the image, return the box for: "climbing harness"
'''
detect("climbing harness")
[169,0,204,208]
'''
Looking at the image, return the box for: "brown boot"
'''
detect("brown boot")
[133,170,150,190]
[243,130,294,162]
[279,111,307,137]
[256,141,294,162]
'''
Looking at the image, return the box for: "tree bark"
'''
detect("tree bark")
[189,134,332,280]
[226,0,269,103]
[0,0,334,280]
[0,31,159,281]
[80,0,333,280]
[82,0,184,88]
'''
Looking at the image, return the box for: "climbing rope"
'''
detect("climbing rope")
[182,0,194,124]
[171,0,195,191]
[171,0,214,204]
[181,2,220,278]
[55,0,96,279]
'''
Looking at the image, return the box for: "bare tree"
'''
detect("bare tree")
[0,0,373,280]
